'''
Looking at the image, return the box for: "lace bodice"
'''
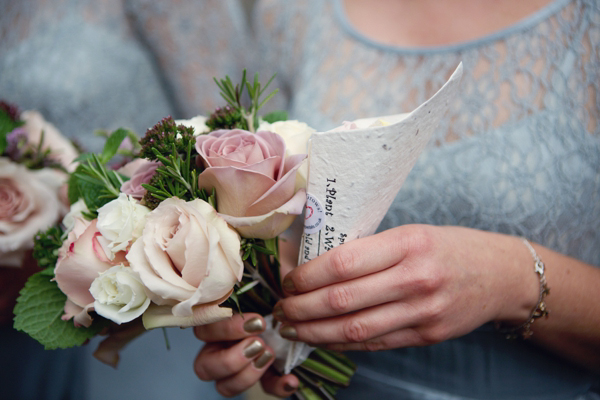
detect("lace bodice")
[250,0,600,267]
[1,0,598,398]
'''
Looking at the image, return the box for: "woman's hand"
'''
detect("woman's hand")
[193,313,299,398]
[273,224,539,351]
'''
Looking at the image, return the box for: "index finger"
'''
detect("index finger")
[283,228,410,294]
[194,313,265,342]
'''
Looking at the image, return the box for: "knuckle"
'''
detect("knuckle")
[363,340,385,352]
[215,382,237,398]
[408,225,435,256]
[194,363,210,381]
[330,247,358,280]
[342,318,371,343]
[417,325,450,345]
[327,285,353,313]
[282,299,300,320]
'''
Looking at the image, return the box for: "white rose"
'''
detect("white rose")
[258,120,314,188]
[62,199,89,234]
[175,116,209,136]
[21,110,79,172]
[0,158,64,267]
[257,120,315,156]
[96,193,150,258]
[126,197,243,329]
[90,264,151,324]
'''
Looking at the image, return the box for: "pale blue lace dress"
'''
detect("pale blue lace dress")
[249,0,600,399]
[1,0,599,399]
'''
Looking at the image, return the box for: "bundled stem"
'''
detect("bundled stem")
[232,238,355,400]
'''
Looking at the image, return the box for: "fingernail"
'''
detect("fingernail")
[283,277,296,293]
[253,350,273,369]
[279,325,298,340]
[273,304,286,321]
[284,383,297,393]
[243,317,264,333]
[243,340,264,358]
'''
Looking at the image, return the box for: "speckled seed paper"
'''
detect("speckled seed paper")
[284,63,464,373]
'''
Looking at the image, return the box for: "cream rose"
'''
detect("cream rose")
[257,120,314,189]
[90,264,151,324]
[126,197,243,329]
[195,129,307,239]
[96,194,150,259]
[21,110,79,172]
[257,120,314,157]
[176,116,209,136]
[0,158,64,267]
[62,199,89,234]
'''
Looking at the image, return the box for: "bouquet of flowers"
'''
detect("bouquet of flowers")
[0,101,78,268]
[13,73,356,399]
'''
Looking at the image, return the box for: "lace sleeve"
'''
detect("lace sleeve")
[125,0,252,117]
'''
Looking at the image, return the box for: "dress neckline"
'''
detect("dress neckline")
[333,0,572,54]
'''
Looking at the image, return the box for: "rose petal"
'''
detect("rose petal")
[247,153,306,217]
[142,303,232,329]
[221,189,307,239]
[197,167,275,217]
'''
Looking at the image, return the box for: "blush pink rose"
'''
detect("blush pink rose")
[21,110,79,172]
[195,129,306,239]
[54,218,126,327]
[120,159,160,199]
[0,158,65,267]
[126,197,243,329]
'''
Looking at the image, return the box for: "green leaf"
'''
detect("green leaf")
[13,272,106,349]
[67,165,85,204]
[0,110,22,154]
[100,128,129,163]
[77,175,112,212]
[262,110,288,124]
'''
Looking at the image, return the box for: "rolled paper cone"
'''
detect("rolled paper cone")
[283,63,464,374]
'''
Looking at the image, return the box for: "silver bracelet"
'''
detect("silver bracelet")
[497,238,550,339]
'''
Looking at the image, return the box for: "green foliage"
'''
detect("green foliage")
[139,117,196,161]
[0,107,23,154]
[212,70,278,133]
[32,226,64,272]
[100,127,129,163]
[261,110,288,124]
[140,139,211,209]
[205,106,247,131]
[13,272,106,349]
[68,128,133,210]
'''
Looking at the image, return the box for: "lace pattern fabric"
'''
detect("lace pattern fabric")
[253,0,600,266]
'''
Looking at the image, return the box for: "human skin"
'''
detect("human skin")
[193,0,600,397]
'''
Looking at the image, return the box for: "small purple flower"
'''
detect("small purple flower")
[5,127,28,159]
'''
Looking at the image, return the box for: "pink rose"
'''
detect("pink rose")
[21,110,79,172]
[54,218,126,327]
[195,129,306,239]
[126,198,243,329]
[0,158,65,267]
[120,159,160,199]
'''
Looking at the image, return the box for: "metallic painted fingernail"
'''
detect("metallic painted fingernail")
[283,277,296,293]
[243,340,264,358]
[284,383,297,392]
[253,350,273,369]
[273,303,286,321]
[243,317,264,333]
[279,325,298,340]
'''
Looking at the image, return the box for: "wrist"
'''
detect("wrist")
[493,235,542,326]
